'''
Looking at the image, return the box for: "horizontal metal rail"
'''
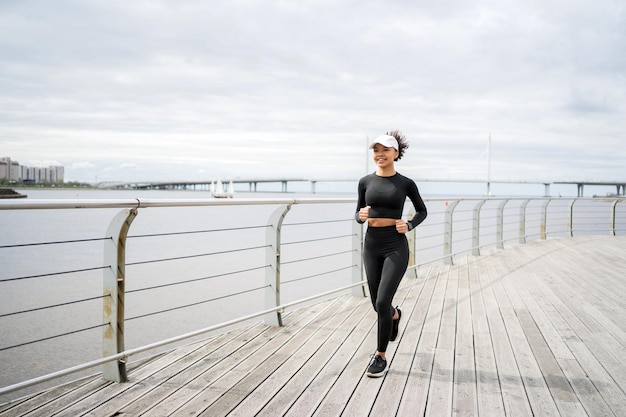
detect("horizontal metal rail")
[0,197,355,210]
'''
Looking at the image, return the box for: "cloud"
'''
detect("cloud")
[0,0,624,186]
[69,161,95,169]
[22,159,62,167]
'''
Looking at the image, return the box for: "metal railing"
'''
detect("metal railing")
[0,196,624,397]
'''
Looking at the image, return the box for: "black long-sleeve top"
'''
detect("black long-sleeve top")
[355,172,428,230]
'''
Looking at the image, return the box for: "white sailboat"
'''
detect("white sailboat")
[212,179,234,198]
[227,181,234,197]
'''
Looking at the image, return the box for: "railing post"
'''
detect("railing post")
[610,199,618,236]
[352,220,366,296]
[568,199,576,237]
[102,208,138,383]
[472,200,486,256]
[540,199,551,239]
[519,199,530,244]
[264,204,292,326]
[496,200,508,249]
[444,200,460,265]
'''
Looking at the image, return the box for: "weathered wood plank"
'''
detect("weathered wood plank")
[0,374,106,417]
[503,245,587,416]
[137,305,321,416]
[424,262,456,417]
[2,236,625,417]
[510,238,626,417]
[481,255,535,417]
[308,327,377,417]
[337,327,400,415]
[469,257,506,417]
[227,296,369,417]
[281,299,375,417]
[54,323,270,417]
[453,257,479,417]
[494,251,562,417]
[119,320,298,416]
[309,275,421,417]
[29,338,217,417]
[192,297,353,416]
[395,264,441,417]
[367,272,431,417]
[329,277,416,417]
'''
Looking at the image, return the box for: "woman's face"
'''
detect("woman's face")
[372,144,398,168]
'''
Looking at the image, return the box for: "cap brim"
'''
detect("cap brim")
[369,135,398,150]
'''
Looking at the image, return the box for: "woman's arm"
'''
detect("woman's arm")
[406,182,427,230]
[355,178,367,224]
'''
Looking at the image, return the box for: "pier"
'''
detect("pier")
[1,196,625,416]
[1,236,625,416]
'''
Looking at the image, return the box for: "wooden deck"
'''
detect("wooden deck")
[2,236,625,416]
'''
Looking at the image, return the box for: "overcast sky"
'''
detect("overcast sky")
[1,0,624,190]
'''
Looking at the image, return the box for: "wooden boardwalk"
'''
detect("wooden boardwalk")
[1,236,625,416]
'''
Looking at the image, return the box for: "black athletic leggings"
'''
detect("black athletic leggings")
[363,225,409,353]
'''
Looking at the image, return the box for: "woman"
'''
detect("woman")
[355,130,428,377]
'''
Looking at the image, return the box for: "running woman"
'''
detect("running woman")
[355,130,428,377]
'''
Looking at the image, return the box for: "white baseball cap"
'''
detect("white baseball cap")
[369,135,398,151]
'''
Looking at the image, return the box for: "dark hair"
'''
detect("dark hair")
[386,130,409,161]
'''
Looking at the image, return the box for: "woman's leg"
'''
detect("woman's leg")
[363,234,384,312]
[363,229,408,353]
[363,230,409,377]
[374,243,409,354]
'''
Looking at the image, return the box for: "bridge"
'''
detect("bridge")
[554,180,626,197]
[97,178,626,197]
[98,178,312,193]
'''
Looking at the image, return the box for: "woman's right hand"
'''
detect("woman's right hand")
[359,206,371,222]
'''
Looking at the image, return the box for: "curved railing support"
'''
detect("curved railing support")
[496,199,509,249]
[540,199,551,239]
[519,199,530,244]
[568,199,576,237]
[444,200,460,265]
[472,200,487,256]
[610,199,619,236]
[264,204,292,326]
[102,207,138,383]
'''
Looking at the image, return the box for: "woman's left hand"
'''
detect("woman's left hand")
[395,220,409,234]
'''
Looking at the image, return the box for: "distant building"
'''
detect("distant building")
[0,157,20,183]
[0,157,64,184]
[0,158,8,180]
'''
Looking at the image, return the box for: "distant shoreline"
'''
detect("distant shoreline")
[10,182,95,189]
[0,188,28,198]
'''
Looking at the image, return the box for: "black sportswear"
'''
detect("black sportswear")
[355,172,427,229]
[356,172,427,354]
